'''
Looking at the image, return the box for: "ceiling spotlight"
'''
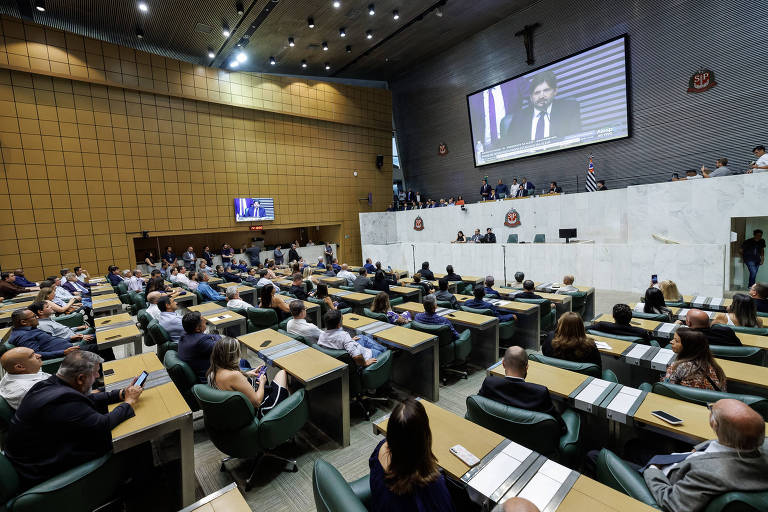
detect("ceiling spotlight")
[332,0,340,7]
[207,48,215,59]
[136,27,144,39]
[236,1,244,15]
[322,41,328,51]
[138,2,148,12]
[34,0,45,12]
[307,17,315,28]
[345,45,352,53]
[229,60,239,68]
[325,62,331,70]
[435,7,443,17]
[339,27,346,37]
[237,51,247,62]
[366,30,373,39]
[222,24,231,37]
[368,4,375,15]
[393,9,399,20]
[269,56,276,65]
[288,37,295,47]
[301,60,307,68]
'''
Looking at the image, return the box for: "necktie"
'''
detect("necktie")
[534,111,546,140]
[488,91,497,141]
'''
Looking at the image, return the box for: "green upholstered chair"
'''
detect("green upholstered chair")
[116,281,131,310]
[147,320,176,363]
[436,300,453,309]
[246,307,279,332]
[194,290,205,304]
[0,341,66,376]
[560,291,587,318]
[665,300,686,308]
[460,283,475,295]
[631,311,669,321]
[643,382,768,421]
[307,297,329,325]
[710,345,764,365]
[411,321,472,382]
[460,306,516,351]
[465,395,582,468]
[528,352,618,383]
[0,450,126,512]
[516,298,556,332]
[533,234,545,243]
[128,291,146,311]
[136,309,153,346]
[0,395,13,450]
[586,330,646,344]
[389,297,404,307]
[312,459,370,512]
[191,385,309,491]
[724,324,768,336]
[278,317,290,331]
[597,448,768,511]
[758,311,768,318]
[52,312,84,328]
[339,285,354,291]
[363,289,379,296]
[362,308,387,322]
[163,350,199,412]
[507,234,519,244]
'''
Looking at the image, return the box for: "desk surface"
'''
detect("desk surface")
[458,294,539,313]
[342,315,377,329]
[95,313,133,328]
[98,324,141,345]
[535,292,572,304]
[634,393,721,442]
[188,302,227,313]
[0,327,9,342]
[104,353,190,441]
[562,475,657,512]
[375,326,435,349]
[389,285,420,295]
[490,360,587,398]
[326,288,374,303]
[1,299,33,312]
[393,302,495,327]
[374,399,504,479]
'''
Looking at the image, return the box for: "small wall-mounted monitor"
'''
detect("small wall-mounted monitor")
[559,228,577,243]
[234,198,274,222]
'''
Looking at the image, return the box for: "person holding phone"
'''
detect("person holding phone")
[206,337,289,419]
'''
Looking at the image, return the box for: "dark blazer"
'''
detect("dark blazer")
[178,332,220,382]
[691,326,742,347]
[589,321,653,344]
[9,326,74,359]
[371,279,390,294]
[445,272,462,282]
[5,375,134,487]
[419,268,435,280]
[288,249,300,263]
[515,291,542,300]
[479,375,565,433]
[288,285,309,301]
[62,281,90,296]
[353,276,373,292]
[755,298,768,313]
[503,99,582,145]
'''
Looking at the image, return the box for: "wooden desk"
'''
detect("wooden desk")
[387,269,409,279]
[104,353,194,507]
[489,360,588,399]
[634,393,724,443]
[393,302,499,367]
[536,292,573,319]
[556,475,657,512]
[0,327,10,342]
[173,290,198,308]
[388,285,421,303]
[90,284,114,296]
[179,483,249,512]
[457,295,541,351]
[630,303,768,328]
[342,314,377,330]
[188,302,246,336]
[682,295,733,312]
[374,399,504,479]
[399,278,457,294]
[98,323,142,355]
[536,282,595,320]
[8,291,37,302]
[238,329,350,447]
[318,276,345,288]
[1,299,33,312]
[326,287,374,314]
[92,295,122,317]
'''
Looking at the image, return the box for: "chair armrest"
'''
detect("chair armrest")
[389,297,404,306]
[348,475,372,509]
[638,382,653,392]
[596,448,659,508]
[457,329,471,343]
[259,389,309,450]
[601,369,618,383]
[558,408,581,454]
[41,357,65,375]
[339,307,352,315]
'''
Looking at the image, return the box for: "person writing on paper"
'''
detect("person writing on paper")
[369,398,454,512]
[642,399,768,511]
[478,346,565,432]
[4,351,142,488]
[663,330,726,391]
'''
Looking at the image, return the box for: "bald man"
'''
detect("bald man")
[145,291,163,321]
[0,347,50,409]
[478,346,565,432]
[644,399,768,511]
[683,308,741,347]
[499,497,540,512]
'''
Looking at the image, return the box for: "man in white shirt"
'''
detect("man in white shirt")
[73,266,89,283]
[286,300,324,344]
[317,310,385,367]
[157,296,184,343]
[0,347,50,409]
[122,270,133,281]
[555,275,579,294]
[29,301,93,342]
[226,286,252,311]
[256,269,277,290]
[53,277,79,304]
[145,291,163,321]
[127,269,144,292]
[198,261,215,276]
[336,264,357,286]
[175,267,191,287]
[749,145,768,173]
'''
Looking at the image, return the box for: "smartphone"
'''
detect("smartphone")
[135,370,149,388]
[349,317,359,321]
[450,444,480,466]
[104,368,115,377]
[260,339,271,347]
[257,365,268,379]
[651,410,683,425]
[651,274,658,284]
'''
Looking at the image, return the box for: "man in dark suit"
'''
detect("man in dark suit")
[353,268,373,292]
[503,70,582,145]
[419,262,434,281]
[4,350,142,488]
[514,280,543,300]
[684,308,742,347]
[243,200,266,219]
[444,265,462,282]
[288,244,300,264]
[479,346,565,432]
[589,303,653,344]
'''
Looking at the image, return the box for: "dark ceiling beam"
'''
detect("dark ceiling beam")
[332,0,447,77]
[14,0,34,21]
[210,0,266,67]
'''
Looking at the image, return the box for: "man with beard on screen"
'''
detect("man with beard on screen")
[503,70,582,145]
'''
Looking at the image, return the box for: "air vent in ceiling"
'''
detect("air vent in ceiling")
[195,23,212,33]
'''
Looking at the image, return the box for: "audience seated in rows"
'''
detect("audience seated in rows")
[659,280,682,303]
[419,262,434,280]
[682,308,741,347]
[510,271,525,289]
[543,312,601,368]
[590,304,653,344]
[145,291,162,321]
[465,286,517,322]
[749,282,768,313]
[443,265,461,282]
[288,274,310,301]
[11,269,38,289]
[8,309,112,361]
[644,287,674,322]
[353,268,373,292]
[368,398,455,511]
[414,294,460,340]
[411,274,434,296]
[336,264,357,286]
[711,293,759,327]
[435,279,459,309]
[664,329,726,391]
[363,258,376,273]
[126,269,144,292]
[479,347,565,432]
[36,286,79,315]
[371,271,390,293]
[0,347,49,409]
[483,276,500,298]
[317,309,385,367]
[29,301,92,343]
[555,275,578,294]
[371,292,410,325]
[515,280,542,300]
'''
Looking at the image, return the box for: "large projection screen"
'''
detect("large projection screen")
[467,36,629,167]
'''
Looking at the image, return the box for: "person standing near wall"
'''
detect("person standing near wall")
[741,229,765,287]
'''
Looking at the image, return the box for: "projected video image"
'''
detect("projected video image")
[234,198,275,222]
[467,36,629,166]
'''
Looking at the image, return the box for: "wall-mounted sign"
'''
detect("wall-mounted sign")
[414,216,424,231]
[504,209,521,227]
[687,68,717,93]
[249,225,263,231]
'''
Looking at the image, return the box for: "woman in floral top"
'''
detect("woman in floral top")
[663,329,726,391]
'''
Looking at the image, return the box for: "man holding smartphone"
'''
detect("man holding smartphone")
[4,351,142,489]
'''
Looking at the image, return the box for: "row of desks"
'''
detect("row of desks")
[630,302,768,328]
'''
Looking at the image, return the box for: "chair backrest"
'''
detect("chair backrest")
[307,297,330,319]
[710,345,764,365]
[411,320,453,347]
[533,234,545,243]
[116,281,128,295]
[192,384,257,433]
[528,352,602,378]
[136,309,152,331]
[312,459,368,512]
[53,312,84,328]
[0,395,14,450]
[465,395,560,458]
[246,307,279,330]
[359,350,393,390]
[516,297,553,324]
[339,285,354,291]
[147,319,171,345]
[0,452,19,504]
[362,308,388,322]
[704,490,768,512]
[725,324,768,336]
[507,234,518,244]
[436,300,452,309]
[129,290,147,310]
[586,329,646,343]
[461,305,493,317]
[163,350,199,411]
[280,329,309,346]
[651,382,768,421]
[363,289,379,296]
[632,311,669,321]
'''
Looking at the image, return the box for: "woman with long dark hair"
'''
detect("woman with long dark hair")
[369,398,454,511]
[712,293,759,328]
[542,311,601,368]
[371,292,410,325]
[663,329,726,391]
[260,283,290,319]
[371,270,391,294]
[643,287,673,322]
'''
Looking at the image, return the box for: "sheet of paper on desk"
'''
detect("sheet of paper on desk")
[651,348,675,368]
[656,323,676,334]
[594,341,612,350]
[468,443,532,497]
[215,314,232,320]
